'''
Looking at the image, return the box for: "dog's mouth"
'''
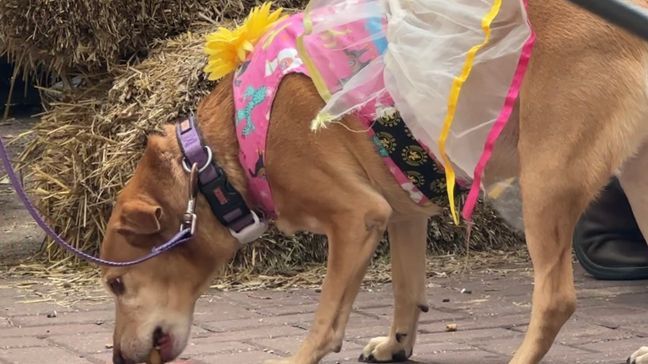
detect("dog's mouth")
[149,327,173,364]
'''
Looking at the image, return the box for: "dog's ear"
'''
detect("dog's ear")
[116,199,163,237]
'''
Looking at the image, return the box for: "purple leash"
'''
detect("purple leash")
[0,133,194,267]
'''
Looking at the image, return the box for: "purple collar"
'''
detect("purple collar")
[175,115,267,244]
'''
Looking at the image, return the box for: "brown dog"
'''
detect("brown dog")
[100,0,648,363]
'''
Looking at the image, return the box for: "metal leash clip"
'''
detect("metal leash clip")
[181,163,199,235]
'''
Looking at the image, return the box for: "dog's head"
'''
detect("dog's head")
[100,127,239,364]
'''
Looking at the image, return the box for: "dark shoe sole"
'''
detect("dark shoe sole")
[574,244,648,281]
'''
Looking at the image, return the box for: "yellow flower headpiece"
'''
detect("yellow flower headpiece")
[203,2,286,81]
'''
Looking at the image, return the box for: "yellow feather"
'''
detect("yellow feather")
[242,41,254,52]
[203,2,286,80]
[236,46,247,62]
[310,113,335,131]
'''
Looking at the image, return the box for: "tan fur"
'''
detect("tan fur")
[101,1,648,363]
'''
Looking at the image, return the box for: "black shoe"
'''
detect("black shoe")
[573,177,648,280]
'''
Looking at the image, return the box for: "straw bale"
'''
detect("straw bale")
[0,0,307,77]
[18,25,523,272]
[18,27,213,262]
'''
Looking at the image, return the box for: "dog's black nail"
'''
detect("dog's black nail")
[333,343,342,353]
[395,332,407,343]
[392,349,408,362]
[367,354,376,362]
[359,353,367,362]
[418,304,429,313]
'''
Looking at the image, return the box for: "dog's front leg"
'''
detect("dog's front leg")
[265,197,392,364]
[360,216,428,363]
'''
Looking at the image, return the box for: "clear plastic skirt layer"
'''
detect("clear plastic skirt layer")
[298,0,534,224]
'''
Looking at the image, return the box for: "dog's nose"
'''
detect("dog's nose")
[112,348,125,364]
[112,348,134,364]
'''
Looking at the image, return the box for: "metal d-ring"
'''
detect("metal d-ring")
[182,146,213,173]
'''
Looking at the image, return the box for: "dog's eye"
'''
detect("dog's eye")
[108,277,125,296]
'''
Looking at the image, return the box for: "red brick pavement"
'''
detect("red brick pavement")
[1,264,647,364]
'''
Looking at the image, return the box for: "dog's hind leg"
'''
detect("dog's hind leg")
[619,141,648,239]
[509,171,579,364]
[619,142,648,363]
[509,47,648,364]
[511,97,648,363]
[359,215,428,363]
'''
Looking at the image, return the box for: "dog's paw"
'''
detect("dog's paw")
[628,347,648,364]
[359,336,411,363]
[263,359,294,364]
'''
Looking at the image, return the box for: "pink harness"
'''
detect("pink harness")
[233,13,430,217]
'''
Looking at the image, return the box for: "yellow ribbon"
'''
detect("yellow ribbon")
[296,3,332,103]
[438,0,503,225]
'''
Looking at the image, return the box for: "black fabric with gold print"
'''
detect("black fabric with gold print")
[371,113,466,205]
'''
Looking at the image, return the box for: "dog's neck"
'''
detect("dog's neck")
[193,76,251,205]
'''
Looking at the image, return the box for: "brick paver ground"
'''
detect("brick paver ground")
[1,263,647,364]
